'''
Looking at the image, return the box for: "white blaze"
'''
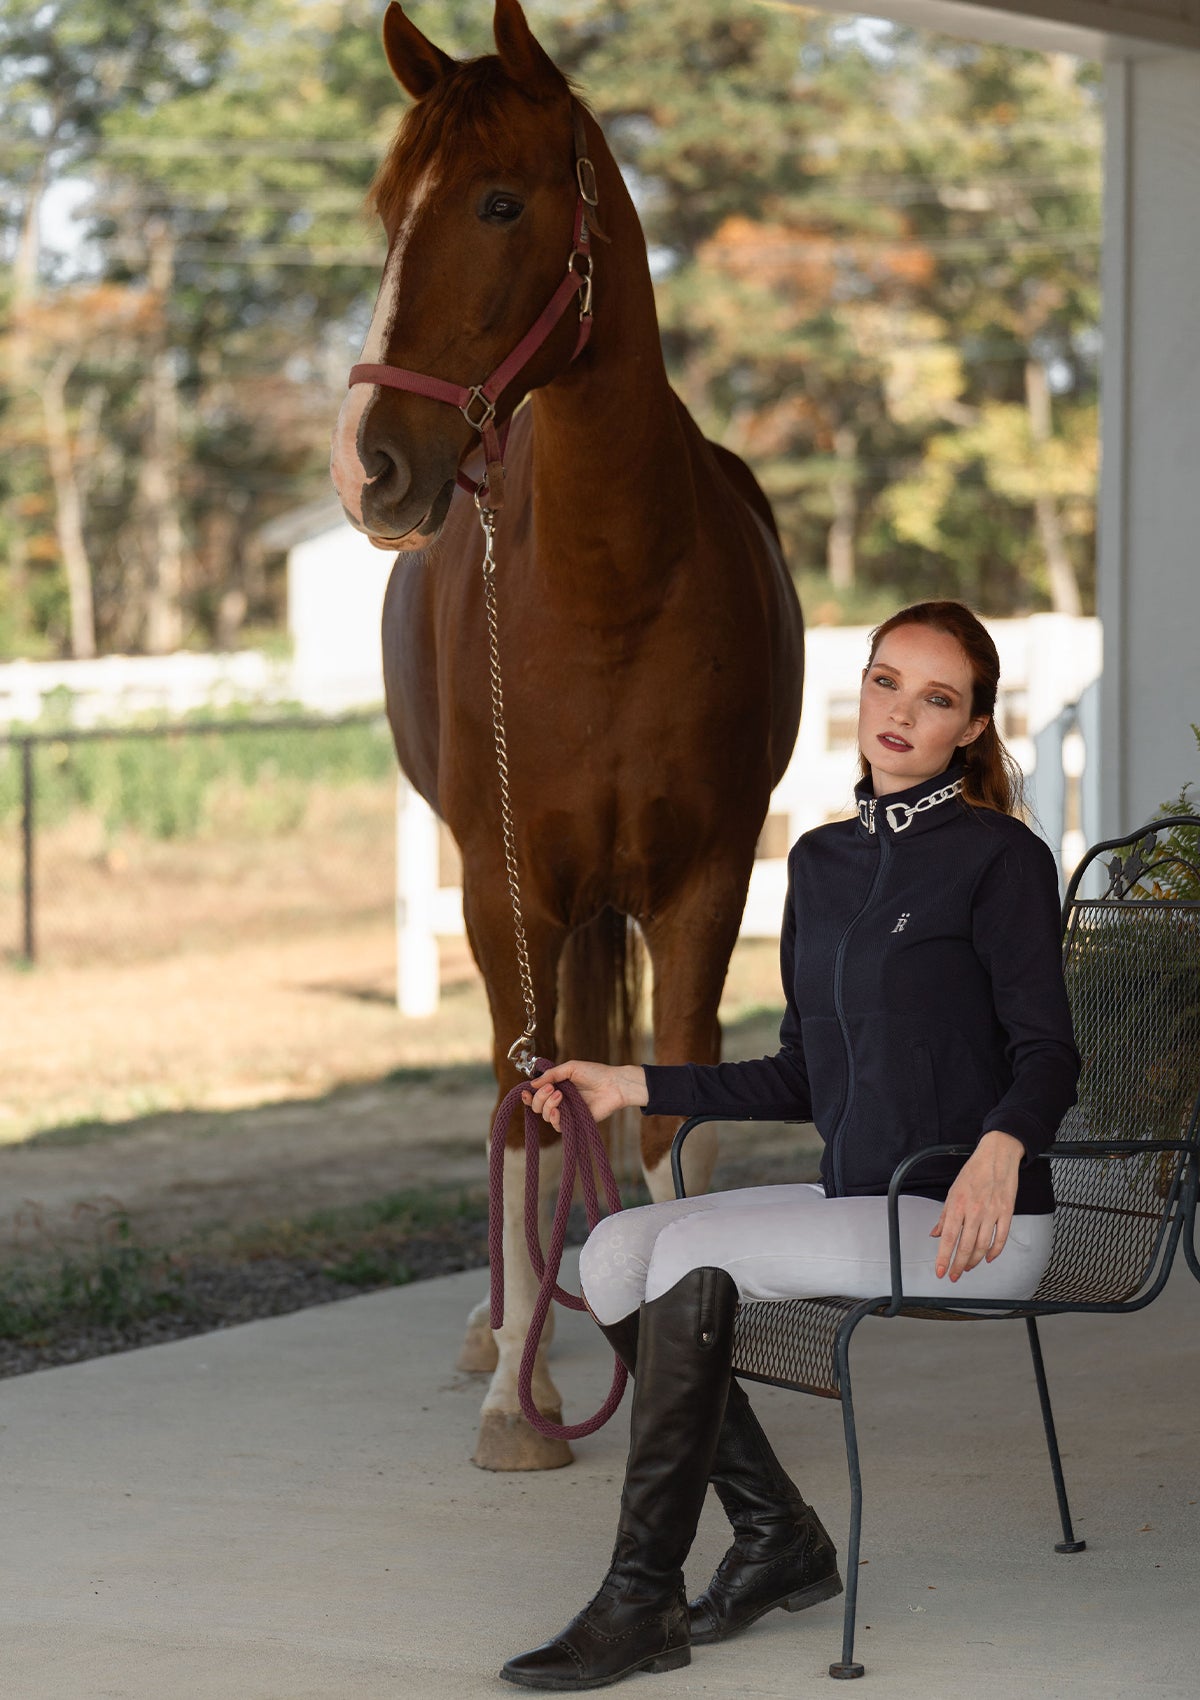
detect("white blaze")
[330,167,439,527]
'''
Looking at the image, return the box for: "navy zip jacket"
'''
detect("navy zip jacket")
[643,758,1080,1215]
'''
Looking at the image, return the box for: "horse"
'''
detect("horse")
[330,0,804,1472]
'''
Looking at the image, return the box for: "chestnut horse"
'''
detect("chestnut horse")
[330,0,804,1472]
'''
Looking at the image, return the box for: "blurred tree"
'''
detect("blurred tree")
[0,0,251,653]
[0,0,1101,658]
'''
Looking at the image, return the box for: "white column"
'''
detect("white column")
[395,774,441,1017]
[1098,55,1200,836]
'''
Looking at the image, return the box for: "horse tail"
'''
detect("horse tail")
[555,907,645,1074]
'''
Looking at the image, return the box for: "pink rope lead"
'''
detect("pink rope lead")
[487,1058,629,1439]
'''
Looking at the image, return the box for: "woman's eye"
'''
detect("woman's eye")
[483,194,524,222]
[872,674,895,689]
[929,695,951,708]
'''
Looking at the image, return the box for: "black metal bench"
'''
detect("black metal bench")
[670,814,1200,1678]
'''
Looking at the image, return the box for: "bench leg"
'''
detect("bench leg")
[829,1335,866,1679]
[1181,1160,1200,1286]
[1026,1316,1086,1554]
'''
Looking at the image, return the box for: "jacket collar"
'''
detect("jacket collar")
[855,755,969,841]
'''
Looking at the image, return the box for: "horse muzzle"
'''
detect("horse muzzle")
[348,475,457,552]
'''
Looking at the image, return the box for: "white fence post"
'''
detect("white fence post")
[395,775,441,1017]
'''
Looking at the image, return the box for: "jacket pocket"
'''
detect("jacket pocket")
[799,1016,847,1135]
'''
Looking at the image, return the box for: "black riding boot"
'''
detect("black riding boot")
[499,1268,738,1692]
[593,1307,842,1646]
[687,1377,843,1643]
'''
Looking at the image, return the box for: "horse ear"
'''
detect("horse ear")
[382,1,455,100]
[492,0,564,96]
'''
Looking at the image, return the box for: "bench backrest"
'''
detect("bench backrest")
[1031,817,1200,1305]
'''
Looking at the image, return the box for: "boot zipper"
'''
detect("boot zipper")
[697,1270,718,1346]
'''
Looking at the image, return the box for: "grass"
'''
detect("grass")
[227,1186,488,1257]
[0,1210,189,1342]
[0,1187,492,1346]
[0,707,396,841]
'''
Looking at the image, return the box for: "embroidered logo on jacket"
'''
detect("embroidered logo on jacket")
[891,912,911,933]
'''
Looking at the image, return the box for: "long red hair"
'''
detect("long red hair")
[858,601,1024,816]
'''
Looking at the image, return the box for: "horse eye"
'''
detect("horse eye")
[482,194,524,223]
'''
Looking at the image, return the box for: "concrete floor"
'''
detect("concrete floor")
[2,1250,1198,1700]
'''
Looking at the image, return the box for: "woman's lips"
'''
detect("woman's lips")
[877,733,913,751]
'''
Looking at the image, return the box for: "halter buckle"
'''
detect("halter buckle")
[576,155,600,208]
[461,386,497,433]
[569,251,594,319]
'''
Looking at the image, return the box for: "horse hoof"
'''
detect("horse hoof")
[457,1321,500,1375]
[472,1411,573,1471]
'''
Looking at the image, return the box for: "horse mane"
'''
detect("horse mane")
[369,57,585,228]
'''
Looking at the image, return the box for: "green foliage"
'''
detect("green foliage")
[224,1184,489,1286]
[1151,724,1200,903]
[0,1209,187,1341]
[0,1186,489,1343]
[1,0,1102,655]
[0,710,394,839]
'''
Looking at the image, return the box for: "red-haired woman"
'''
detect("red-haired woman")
[501,601,1079,1693]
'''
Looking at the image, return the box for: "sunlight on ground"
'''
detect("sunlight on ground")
[0,929,784,1145]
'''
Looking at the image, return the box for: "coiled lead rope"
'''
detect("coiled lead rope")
[488,1060,628,1439]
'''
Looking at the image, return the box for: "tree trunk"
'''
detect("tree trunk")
[41,355,97,660]
[4,148,54,652]
[140,220,186,654]
[1025,359,1082,617]
[826,425,858,592]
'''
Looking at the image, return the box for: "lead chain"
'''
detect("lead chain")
[478,503,539,1077]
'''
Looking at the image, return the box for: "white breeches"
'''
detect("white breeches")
[578,1181,1055,1326]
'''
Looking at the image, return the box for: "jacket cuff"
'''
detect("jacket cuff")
[979,1110,1052,1166]
[641,1064,702,1119]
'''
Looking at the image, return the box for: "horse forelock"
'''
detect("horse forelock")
[368,57,582,231]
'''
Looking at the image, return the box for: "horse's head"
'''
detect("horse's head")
[331,0,589,550]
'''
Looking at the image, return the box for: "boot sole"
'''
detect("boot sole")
[499,1645,691,1690]
[691,1569,844,1646]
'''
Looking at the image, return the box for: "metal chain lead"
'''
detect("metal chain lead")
[477,501,539,1077]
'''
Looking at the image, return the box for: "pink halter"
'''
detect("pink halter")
[347,102,606,513]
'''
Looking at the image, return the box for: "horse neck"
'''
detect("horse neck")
[528,131,697,596]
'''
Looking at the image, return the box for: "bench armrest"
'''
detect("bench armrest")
[671,1116,1199,1318]
[884,1139,1200,1313]
[669,1113,805,1200]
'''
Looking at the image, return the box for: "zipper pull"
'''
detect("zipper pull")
[868,799,876,834]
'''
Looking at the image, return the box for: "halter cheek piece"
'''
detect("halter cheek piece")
[347,101,607,515]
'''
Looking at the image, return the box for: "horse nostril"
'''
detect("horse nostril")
[361,445,395,483]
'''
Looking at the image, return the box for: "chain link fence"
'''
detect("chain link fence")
[0,712,397,969]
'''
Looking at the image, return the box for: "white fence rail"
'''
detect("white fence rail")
[0,614,1101,1015]
[0,651,296,728]
[393,614,1101,1015]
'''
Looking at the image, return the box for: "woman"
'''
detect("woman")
[500,601,1079,1693]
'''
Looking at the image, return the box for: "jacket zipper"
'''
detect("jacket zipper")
[828,817,891,1195]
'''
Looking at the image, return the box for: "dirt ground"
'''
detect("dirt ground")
[0,927,819,1262]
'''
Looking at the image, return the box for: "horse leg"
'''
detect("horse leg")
[465,896,573,1471]
[457,1296,499,1374]
[474,1134,572,1470]
[639,861,754,1203]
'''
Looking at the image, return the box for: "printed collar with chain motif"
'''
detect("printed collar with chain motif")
[857,777,966,836]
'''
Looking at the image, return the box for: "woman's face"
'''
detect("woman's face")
[858,622,990,797]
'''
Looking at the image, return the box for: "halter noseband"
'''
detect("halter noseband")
[347,101,607,515]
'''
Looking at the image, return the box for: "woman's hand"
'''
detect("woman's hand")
[520,1060,648,1132]
[930,1129,1024,1280]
